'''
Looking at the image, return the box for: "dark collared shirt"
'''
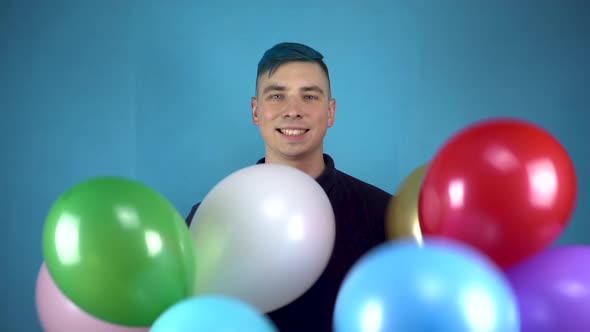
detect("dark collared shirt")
[185,154,392,331]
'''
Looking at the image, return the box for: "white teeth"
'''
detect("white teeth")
[280,129,306,136]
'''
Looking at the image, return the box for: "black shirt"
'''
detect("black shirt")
[185,154,392,331]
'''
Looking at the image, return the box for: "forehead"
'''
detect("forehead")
[257,62,329,91]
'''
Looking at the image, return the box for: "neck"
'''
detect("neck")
[265,151,326,179]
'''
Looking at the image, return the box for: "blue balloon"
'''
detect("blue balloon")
[333,238,520,332]
[151,295,279,332]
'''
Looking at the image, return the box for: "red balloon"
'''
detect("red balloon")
[418,118,577,268]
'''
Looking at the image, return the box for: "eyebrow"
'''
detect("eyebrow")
[301,85,325,95]
[262,84,325,96]
[262,84,286,95]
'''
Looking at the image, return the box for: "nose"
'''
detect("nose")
[284,100,303,118]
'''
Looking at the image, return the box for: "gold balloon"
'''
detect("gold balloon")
[385,163,429,244]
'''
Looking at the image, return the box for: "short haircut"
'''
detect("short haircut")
[256,42,331,95]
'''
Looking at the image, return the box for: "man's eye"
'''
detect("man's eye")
[304,95,318,100]
[270,94,282,99]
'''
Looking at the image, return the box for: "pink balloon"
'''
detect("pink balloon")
[35,262,150,332]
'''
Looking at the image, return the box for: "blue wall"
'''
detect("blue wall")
[2,1,588,331]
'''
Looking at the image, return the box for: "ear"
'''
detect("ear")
[327,98,336,127]
[251,97,259,125]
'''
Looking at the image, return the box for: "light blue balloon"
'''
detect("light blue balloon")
[333,238,520,332]
[151,295,279,332]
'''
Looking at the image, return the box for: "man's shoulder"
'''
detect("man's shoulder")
[185,202,201,227]
[334,169,392,200]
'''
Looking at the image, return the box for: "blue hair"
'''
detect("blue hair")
[256,42,330,92]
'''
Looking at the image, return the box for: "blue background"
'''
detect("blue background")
[1,1,588,331]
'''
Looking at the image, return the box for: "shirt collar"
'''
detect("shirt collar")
[256,154,336,193]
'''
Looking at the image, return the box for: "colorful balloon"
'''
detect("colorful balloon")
[506,245,590,332]
[385,163,427,244]
[42,176,195,326]
[151,295,279,332]
[35,262,149,332]
[334,237,520,332]
[189,164,335,313]
[418,118,577,268]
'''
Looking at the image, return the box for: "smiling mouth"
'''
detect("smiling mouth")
[277,128,309,136]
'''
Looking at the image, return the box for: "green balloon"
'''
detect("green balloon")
[42,176,195,326]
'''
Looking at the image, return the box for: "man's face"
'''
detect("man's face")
[251,61,336,162]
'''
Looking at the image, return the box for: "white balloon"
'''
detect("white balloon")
[189,164,336,313]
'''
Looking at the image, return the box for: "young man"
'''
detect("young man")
[185,42,392,331]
